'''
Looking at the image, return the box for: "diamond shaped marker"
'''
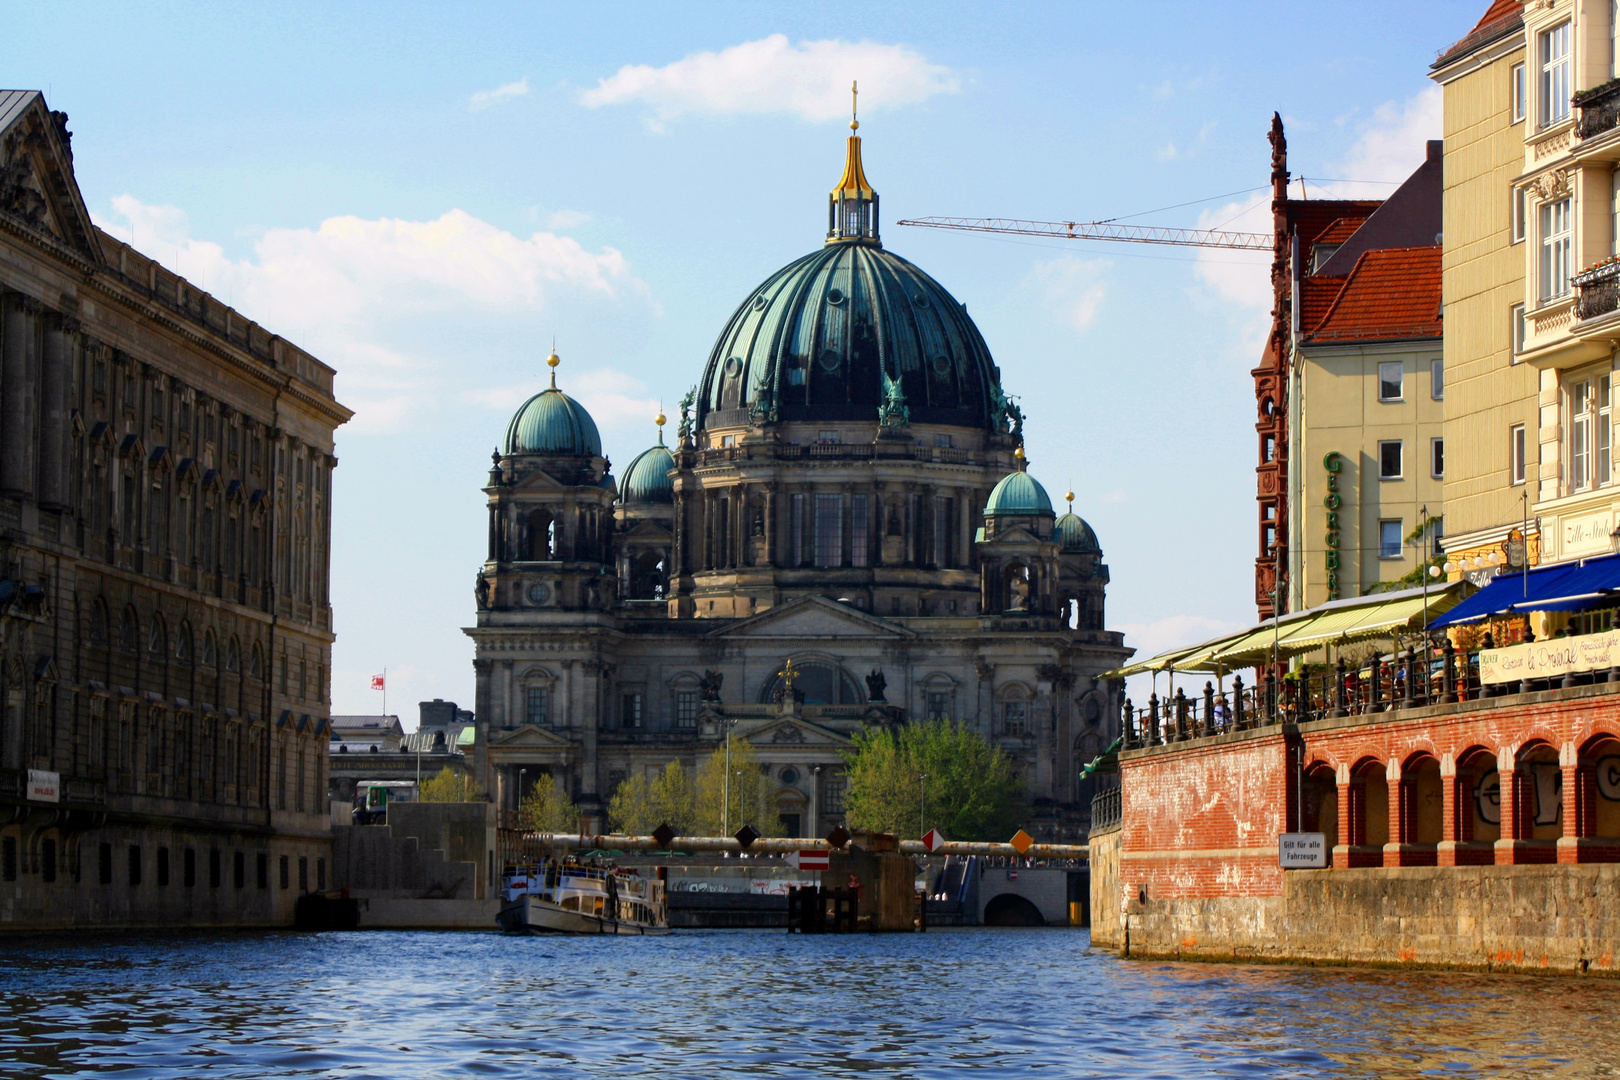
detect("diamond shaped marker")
[734,824,760,850]
[652,822,676,849]
[825,825,851,850]
[921,828,945,853]
[1009,829,1034,855]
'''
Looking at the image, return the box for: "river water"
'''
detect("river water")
[1,929,1617,1078]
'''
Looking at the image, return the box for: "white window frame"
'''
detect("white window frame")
[1431,437,1445,479]
[1512,62,1527,124]
[1431,358,1444,400]
[1542,198,1573,302]
[1612,169,1620,258]
[1377,361,1404,402]
[1378,439,1403,480]
[1511,423,1527,485]
[1540,21,1572,130]
[1572,378,1593,492]
[1379,519,1404,560]
[1512,185,1526,244]
[1602,374,1614,487]
[1512,302,1526,358]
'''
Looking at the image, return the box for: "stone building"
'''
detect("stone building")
[0,91,349,927]
[467,119,1129,842]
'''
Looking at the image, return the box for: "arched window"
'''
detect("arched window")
[1003,563,1034,613]
[88,598,109,647]
[176,621,193,663]
[147,613,167,657]
[249,643,264,679]
[120,606,139,652]
[999,686,1030,737]
[526,509,554,560]
[225,637,240,673]
[201,630,217,669]
[758,661,863,705]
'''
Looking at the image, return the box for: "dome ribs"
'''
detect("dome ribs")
[695,241,1001,432]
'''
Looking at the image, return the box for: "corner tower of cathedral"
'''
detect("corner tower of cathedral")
[467,117,1130,843]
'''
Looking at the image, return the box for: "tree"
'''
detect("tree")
[608,761,696,835]
[692,736,784,837]
[521,775,580,833]
[417,766,485,803]
[841,719,1023,842]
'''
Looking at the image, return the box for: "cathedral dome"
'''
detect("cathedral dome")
[985,469,1054,517]
[503,353,602,457]
[695,125,1003,433]
[1055,512,1100,552]
[622,441,675,505]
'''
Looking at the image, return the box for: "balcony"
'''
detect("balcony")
[1573,258,1620,327]
[1575,79,1620,141]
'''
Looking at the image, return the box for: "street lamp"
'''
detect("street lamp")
[919,773,928,839]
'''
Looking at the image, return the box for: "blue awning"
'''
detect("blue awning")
[1430,553,1620,627]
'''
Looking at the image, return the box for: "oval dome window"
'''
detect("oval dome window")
[931,355,951,375]
[913,293,931,308]
[724,357,744,379]
[527,583,550,605]
[753,295,768,310]
[818,348,841,372]
[826,288,845,305]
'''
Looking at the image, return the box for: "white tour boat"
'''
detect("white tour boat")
[496,861,670,935]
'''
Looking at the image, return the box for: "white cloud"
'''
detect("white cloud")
[1025,255,1110,332]
[580,34,958,123]
[547,209,592,229]
[1099,489,1129,505]
[96,196,652,433]
[470,77,530,112]
[1190,87,1440,314]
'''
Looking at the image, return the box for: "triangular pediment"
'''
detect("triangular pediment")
[488,724,575,749]
[980,523,1045,547]
[738,716,853,747]
[0,91,102,261]
[710,594,913,640]
[621,519,672,541]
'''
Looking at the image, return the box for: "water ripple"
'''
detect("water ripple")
[1,929,1618,1078]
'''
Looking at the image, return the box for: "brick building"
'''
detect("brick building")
[0,91,350,928]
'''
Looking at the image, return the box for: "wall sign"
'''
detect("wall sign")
[1279,832,1328,869]
[1323,452,1343,600]
[27,769,59,803]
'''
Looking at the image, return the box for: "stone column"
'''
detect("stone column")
[1560,740,1585,865]
[1495,749,1526,865]
[39,314,75,510]
[1332,765,1352,869]
[472,659,493,792]
[958,486,973,570]
[580,658,601,805]
[1437,755,1459,867]
[1,294,40,496]
[1384,757,1407,868]
[762,484,777,568]
[500,660,514,729]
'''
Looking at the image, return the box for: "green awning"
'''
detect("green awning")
[1078,736,1123,779]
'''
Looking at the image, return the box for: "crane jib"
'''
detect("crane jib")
[895,217,1271,251]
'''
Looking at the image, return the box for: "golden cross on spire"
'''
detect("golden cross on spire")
[777,657,799,692]
[850,80,859,131]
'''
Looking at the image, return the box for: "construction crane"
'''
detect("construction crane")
[895,216,1270,251]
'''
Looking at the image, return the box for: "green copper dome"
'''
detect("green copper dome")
[621,440,675,505]
[504,387,602,457]
[1055,511,1100,552]
[984,470,1054,517]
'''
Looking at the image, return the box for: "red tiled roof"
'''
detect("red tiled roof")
[1299,276,1349,334]
[1434,0,1523,68]
[1312,218,1365,246]
[1289,202,1381,250]
[1304,246,1442,343]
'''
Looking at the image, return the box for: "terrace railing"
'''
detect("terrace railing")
[1574,259,1620,322]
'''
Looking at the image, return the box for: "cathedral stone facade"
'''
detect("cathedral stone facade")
[0,92,348,927]
[469,122,1128,842]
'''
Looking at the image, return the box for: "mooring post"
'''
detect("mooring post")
[1202,681,1215,737]
[1148,693,1160,745]
[1331,657,1347,718]
[1402,646,1417,709]
[1233,675,1246,730]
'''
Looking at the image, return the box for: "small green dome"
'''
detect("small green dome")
[505,388,602,457]
[1055,511,1100,552]
[622,442,675,505]
[985,470,1054,517]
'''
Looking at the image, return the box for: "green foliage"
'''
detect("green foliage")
[1367,514,1446,594]
[521,775,580,833]
[692,736,784,837]
[417,766,484,803]
[608,761,696,836]
[840,719,1023,842]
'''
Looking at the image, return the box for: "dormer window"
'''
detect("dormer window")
[1312,244,1340,272]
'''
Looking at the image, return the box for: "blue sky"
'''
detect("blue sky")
[5,1,1489,720]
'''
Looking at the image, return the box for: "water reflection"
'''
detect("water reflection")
[0,930,1616,1078]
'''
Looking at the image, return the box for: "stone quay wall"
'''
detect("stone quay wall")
[1091,682,1620,974]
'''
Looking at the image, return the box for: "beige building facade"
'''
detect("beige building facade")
[0,92,349,928]
[1433,0,1620,576]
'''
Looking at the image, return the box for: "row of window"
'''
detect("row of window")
[1375,360,1444,403]
[1373,438,1444,482]
[0,836,324,893]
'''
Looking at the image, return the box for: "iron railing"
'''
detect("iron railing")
[1090,784,1121,830]
[1574,259,1620,322]
[1575,80,1620,140]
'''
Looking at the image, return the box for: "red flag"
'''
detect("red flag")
[370,674,385,691]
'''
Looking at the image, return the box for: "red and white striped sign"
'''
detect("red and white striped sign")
[783,849,829,871]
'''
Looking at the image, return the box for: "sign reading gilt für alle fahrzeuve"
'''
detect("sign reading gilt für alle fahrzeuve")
[1323,452,1343,601]
[1478,628,1620,685]
[1279,832,1328,869]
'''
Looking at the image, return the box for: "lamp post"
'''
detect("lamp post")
[919,773,928,839]
[811,765,822,839]
[518,768,527,819]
